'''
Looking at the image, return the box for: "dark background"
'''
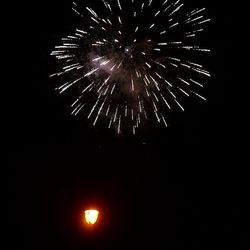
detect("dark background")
[8,0,247,249]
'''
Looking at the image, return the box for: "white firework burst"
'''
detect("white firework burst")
[50,0,211,134]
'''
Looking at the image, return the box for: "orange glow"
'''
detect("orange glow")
[84,209,99,225]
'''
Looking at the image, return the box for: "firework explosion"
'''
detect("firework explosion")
[50,0,211,134]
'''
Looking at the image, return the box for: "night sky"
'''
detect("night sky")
[8,0,247,249]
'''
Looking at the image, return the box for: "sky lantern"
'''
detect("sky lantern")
[84,209,99,225]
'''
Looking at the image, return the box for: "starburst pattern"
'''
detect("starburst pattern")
[50,0,211,134]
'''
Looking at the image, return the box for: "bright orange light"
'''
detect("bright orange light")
[84,209,99,225]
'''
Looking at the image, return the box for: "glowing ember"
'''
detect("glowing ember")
[84,209,99,225]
